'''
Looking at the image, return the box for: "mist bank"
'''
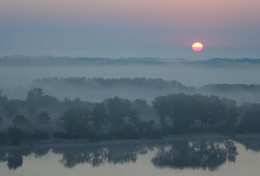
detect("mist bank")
[2,77,260,104]
[0,88,260,145]
[1,58,260,89]
[32,77,194,103]
[200,84,260,104]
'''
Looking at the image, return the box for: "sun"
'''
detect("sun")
[192,42,204,51]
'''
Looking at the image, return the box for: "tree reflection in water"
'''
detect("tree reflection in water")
[6,154,23,170]
[0,147,50,170]
[1,138,260,170]
[152,140,238,170]
[235,137,260,152]
[53,144,151,168]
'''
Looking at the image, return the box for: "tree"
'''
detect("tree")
[38,111,51,122]
[236,104,260,133]
[0,131,7,144]
[92,103,107,133]
[37,111,52,131]
[38,111,51,124]
[153,94,192,131]
[0,115,3,126]
[26,88,59,116]
[105,97,137,132]
[153,94,232,133]
[4,100,18,120]
[7,127,24,145]
[12,115,31,131]
[26,88,43,116]
[27,88,44,102]
[61,107,93,138]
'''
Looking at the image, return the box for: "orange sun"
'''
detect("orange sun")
[192,42,204,51]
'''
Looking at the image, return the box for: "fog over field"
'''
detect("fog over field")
[0,57,260,104]
[1,64,260,88]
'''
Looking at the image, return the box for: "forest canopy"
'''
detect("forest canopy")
[0,88,260,145]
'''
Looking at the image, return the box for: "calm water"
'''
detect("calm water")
[0,137,260,176]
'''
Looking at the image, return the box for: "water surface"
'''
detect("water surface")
[0,137,260,176]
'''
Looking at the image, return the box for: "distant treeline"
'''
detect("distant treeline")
[1,55,260,66]
[0,56,166,66]
[0,88,260,145]
[34,77,193,91]
[35,77,260,92]
[200,84,260,92]
[193,58,260,66]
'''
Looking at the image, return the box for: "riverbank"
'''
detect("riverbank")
[1,133,260,152]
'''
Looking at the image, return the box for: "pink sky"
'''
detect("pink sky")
[1,0,260,58]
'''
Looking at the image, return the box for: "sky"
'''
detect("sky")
[1,0,260,59]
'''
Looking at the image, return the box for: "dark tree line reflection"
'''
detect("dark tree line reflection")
[54,144,151,168]
[235,136,260,152]
[1,138,260,170]
[152,140,238,170]
[0,147,49,170]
